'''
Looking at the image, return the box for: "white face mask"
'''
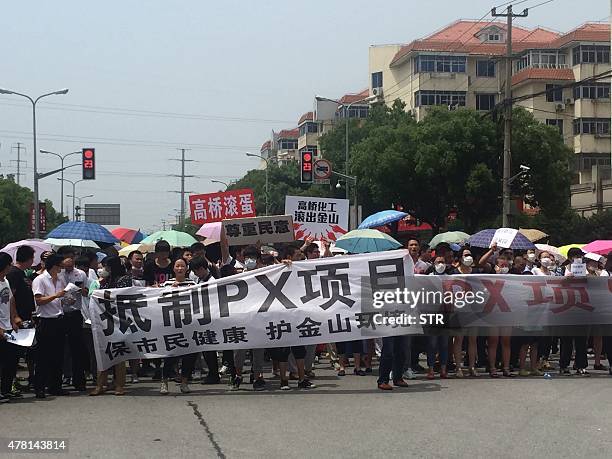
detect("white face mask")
[462,256,474,267]
[540,257,552,268]
[434,263,446,274]
[244,258,257,270]
[98,268,110,278]
[498,266,509,274]
[527,253,536,263]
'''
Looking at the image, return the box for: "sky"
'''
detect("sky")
[0,0,607,233]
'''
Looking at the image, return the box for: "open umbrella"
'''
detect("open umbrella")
[358,210,408,229]
[141,230,197,248]
[335,229,402,254]
[428,231,470,249]
[535,243,566,263]
[581,240,612,256]
[118,243,154,257]
[45,238,100,249]
[196,222,222,246]
[111,227,145,244]
[47,221,119,244]
[518,228,548,243]
[1,239,52,265]
[558,244,585,258]
[468,228,536,250]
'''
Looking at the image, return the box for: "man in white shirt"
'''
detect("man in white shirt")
[57,247,90,391]
[32,253,68,398]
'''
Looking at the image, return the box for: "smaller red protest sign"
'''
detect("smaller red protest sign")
[189,189,256,225]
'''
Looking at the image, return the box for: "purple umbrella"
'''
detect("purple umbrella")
[468,228,536,250]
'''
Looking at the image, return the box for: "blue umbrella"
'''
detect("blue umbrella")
[358,210,408,229]
[47,221,119,244]
[468,228,535,250]
[335,229,402,253]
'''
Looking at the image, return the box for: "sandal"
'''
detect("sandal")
[489,370,499,378]
[469,367,479,377]
[502,369,515,378]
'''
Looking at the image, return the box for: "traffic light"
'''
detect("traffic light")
[300,150,313,183]
[82,148,95,180]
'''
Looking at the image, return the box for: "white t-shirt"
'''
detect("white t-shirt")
[32,271,66,318]
[59,268,90,313]
[0,277,13,330]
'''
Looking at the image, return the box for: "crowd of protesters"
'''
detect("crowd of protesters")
[1,233,612,402]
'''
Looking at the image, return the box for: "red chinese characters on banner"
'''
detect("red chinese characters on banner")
[189,189,256,224]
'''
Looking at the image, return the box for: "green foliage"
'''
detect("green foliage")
[0,177,65,245]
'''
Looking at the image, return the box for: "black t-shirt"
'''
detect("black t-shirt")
[143,260,174,286]
[6,266,35,320]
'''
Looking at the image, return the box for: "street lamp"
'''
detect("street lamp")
[246,152,276,216]
[40,149,81,218]
[66,194,93,221]
[315,94,377,200]
[333,171,359,229]
[0,88,69,237]
[58,178,84,220]
[211,179,229,190]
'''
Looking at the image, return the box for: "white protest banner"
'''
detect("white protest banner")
[489,228,519,249]
[88,250,415,370]
[570,260,587,277]
[223,215,294,246]
[285,196,349,241]
[4,328,36,347]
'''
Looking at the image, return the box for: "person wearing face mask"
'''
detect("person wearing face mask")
[525,250,537,270]
[486,255,514,378]
[530,251,559,369]
[449,248,479,378]
[424,255,450,379]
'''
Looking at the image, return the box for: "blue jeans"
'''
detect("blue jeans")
[426,335,449,368]
[377,336,405,385]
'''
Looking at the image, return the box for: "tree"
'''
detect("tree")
[0,177,66,246]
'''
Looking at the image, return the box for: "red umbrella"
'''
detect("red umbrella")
[111,227,145,244]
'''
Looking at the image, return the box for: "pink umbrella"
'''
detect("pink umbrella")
[581,240,612,256]
[1,239,52,265]
[196,222,222,246]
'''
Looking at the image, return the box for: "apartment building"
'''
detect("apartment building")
[369,20,611,215]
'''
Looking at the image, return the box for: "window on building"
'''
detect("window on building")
[573,84,611,100]
[546,119,564,136]
[337,105,370,119]
[278,139,298,150]
[371,71,383,88]
[299,122,318,136]
[573,118,611,135]
[415,90,467,107]
[416,55,466,73]
[545,84,563,102]
[576,154,612,171]
[476,60,496,77]
[573,45,610,65]
[476,94,496,111]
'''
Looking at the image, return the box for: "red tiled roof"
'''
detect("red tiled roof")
[338,88,369,104]
[277,128,298,139]
[511,68,575,86]
[553,22,610,48]
[260,140,271,151]
[298,111,314,125]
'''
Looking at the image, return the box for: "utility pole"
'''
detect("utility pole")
[170,148,194,227]
[492,4,527,227]
[11,143,26,185]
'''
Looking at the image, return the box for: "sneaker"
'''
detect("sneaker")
[219,365,229,376]
[377,383,393,391]
[455,368,464,378]
[576,368,590,377]
[230,375,243,391]
[393,379,409,387]
[353,369,366,376]
[403,369,416,380]
[559,368,572,376]
[160,380,169,395]
[305,370,316,379]
[297,379,316,389]
[180,383,190,394]
[280,380,290,391]
[152,368,162,381]
[253,378,266,391]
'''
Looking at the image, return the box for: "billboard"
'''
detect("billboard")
[84,204,120,225]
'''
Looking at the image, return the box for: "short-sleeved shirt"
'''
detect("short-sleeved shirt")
[59,268,90,313]
[143,260,174,286]
[6,266,35,320]
[32,271,66,318]
[0,277,13,330]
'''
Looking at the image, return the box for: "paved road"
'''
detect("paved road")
[2,359,611,459]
